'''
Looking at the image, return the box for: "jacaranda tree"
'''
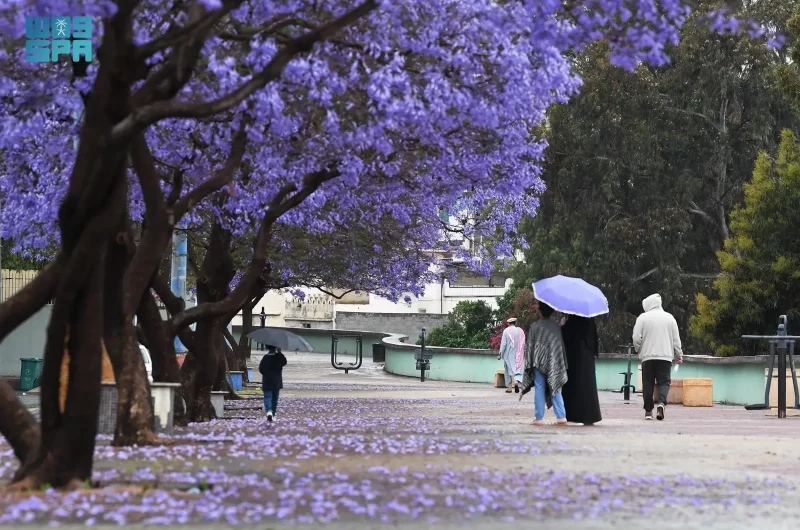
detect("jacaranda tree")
[0,0,774,489]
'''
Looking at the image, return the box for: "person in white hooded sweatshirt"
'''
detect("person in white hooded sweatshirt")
[633,294,683,421]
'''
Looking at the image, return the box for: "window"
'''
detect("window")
[302,323,311,329]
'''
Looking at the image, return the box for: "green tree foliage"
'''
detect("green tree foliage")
[510,289,539,333]
[450,301,494,336]
[494,285,520,321]
[774,3,800,113]
[692,130,800,355]
[513,1,798,352]
[489,288,539,350]
[425,300,494,349]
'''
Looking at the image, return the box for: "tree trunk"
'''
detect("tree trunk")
[223,323,247,380]
[151,275,196,424]
[103,225,157,446]
[138,289,181,385]
[0,381,39,466]
[238,299,258,360]
[180,221,235,421]
[12,2,139,483]
[219,324,245,399]
[214,343,238,398]
[181,319,221,422]
[16,252,108,489]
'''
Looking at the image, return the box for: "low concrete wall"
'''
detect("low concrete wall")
[383,342,770,406]
[383,337,771,405]
[613,353,768,406]
[231,326,773,406]
[383,336,502,384]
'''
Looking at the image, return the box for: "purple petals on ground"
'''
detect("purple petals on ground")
[0,467,789,526]
[0,394,793,525]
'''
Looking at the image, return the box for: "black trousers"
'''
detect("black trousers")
[642,359,671,412]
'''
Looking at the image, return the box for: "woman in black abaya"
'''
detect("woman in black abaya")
[560,315,602,425]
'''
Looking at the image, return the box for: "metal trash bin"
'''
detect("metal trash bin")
[372,344,386,363]
[19,358,43,391]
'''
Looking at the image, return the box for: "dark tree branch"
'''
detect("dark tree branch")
[313,287,357,299]
[687,199,715,225]
[168,169,338,334]
[136,2,241,59]
[218,15,316,41]
[112,0,378,139]
[124,137,174,316]
[130,134,168,223]
[174,124,248,218]
[167,169,184,206]
[633,268,658,282]
[130,2,241,107]
[0,379,40,464]
[152,274,198,351]
[0,258,63,344]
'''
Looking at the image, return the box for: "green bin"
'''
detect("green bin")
[19,358,44,392]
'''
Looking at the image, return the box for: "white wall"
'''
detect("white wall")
[230,277,513,326]
[230,290,287,328]
[334,279,511,315]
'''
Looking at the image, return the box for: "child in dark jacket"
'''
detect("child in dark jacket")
[259,346,287,422]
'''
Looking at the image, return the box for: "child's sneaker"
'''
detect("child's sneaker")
[266,411,274,422]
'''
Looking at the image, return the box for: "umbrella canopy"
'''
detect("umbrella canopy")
[532,275,609,318]
[247,327,315,352]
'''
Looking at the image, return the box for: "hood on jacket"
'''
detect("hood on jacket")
[642,293,662,312]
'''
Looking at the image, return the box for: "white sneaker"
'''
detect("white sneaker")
[266,410,274,422]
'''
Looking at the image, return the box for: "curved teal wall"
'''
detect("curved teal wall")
[237,326,771,406]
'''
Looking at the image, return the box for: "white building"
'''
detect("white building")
[234,211,526,330]
[232,267,514,331]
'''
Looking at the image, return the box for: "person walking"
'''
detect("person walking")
[560,315,602,425]
[498,317,525,393]
[521,303,568,426]
[633,293,683,421]
[259,345,287,422]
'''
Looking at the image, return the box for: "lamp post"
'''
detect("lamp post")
[259,307,267,350]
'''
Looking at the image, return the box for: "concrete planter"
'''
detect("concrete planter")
[98,382,181,435]
[211,391,227,417]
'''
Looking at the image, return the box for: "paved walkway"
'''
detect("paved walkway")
[0,352,799,528]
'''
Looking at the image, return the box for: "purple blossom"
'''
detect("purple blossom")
[0,0,777,297]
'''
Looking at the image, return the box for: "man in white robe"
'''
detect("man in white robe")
[498,318,525,393]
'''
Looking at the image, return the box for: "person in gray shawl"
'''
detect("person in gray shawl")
[520,302,568,425]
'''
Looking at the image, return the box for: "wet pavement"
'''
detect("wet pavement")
[1,352,799,528]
